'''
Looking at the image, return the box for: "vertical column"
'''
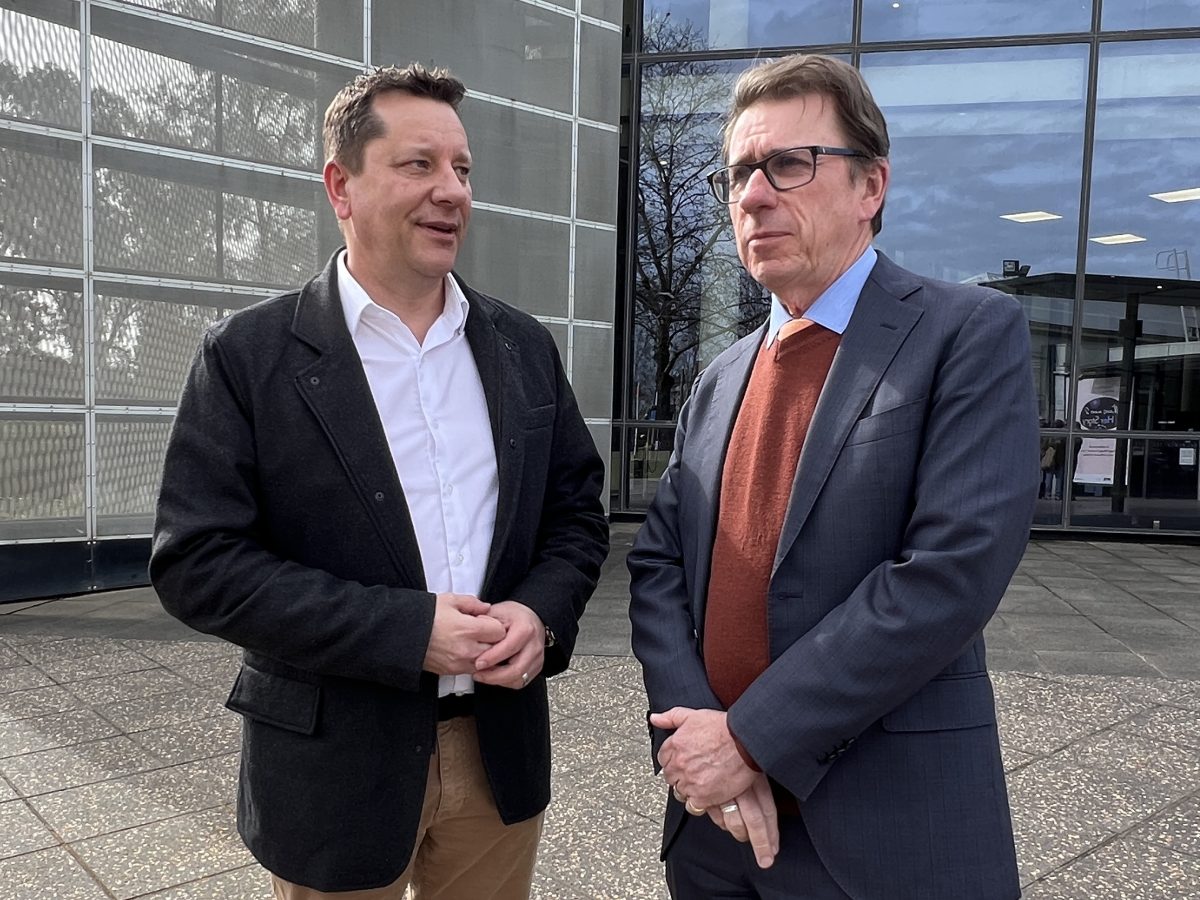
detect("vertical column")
[80,0,98,551]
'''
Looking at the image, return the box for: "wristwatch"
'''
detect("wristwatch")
[544,625,557,648]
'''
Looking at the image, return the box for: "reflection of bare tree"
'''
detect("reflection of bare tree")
[633,14,767,421]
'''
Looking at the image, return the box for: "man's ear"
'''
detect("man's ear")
[323,158,352,221]
[861,157,889,223]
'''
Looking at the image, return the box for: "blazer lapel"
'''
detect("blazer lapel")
[458,278,524,598]
[772,256,924,574]
[291,254,427,589]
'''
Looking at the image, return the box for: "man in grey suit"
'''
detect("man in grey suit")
[628,54,1038,899]
[151,64,607,898]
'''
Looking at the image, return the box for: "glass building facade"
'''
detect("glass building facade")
[0,0,621,600]
[613,0,1200,538]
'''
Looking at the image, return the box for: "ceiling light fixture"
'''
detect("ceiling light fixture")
[1000,211,1063,223]
[1089,233,1146,245]
[1149,187,1200,203]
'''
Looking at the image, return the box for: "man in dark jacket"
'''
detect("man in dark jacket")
[151,63,608,899]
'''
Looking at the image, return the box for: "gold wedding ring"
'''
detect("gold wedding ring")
[685,799,706,816]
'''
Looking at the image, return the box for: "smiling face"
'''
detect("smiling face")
[726,93,888,314]
[324,90,472,296]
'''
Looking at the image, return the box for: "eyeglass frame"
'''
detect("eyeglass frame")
[706,145,874,204]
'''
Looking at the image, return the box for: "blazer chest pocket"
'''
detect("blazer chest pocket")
[525,402,555,431]
[226,663,320,735]
[844,397,927,447]
[880,673,996,732]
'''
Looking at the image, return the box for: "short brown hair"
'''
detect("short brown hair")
[722,55,890,234]
[323,63,467,174]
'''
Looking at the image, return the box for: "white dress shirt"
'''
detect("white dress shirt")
[337,252,498,697]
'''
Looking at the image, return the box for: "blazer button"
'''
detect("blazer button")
[309,376,320,385]
[509,438,517,448]
[374,491,384,502]
[414,744,423,754]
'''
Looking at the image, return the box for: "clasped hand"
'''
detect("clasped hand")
[422,593,545,690]
[651,707,779,868]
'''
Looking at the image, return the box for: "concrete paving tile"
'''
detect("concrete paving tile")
[30,754,237,842]
[93,687,226,732]
[0,685,84,723]
[169,654,240,688]
[1044,675,1200,713]
[65,669,189,707]
[35,649,160,685]
[1132,794,1200,858]
[16,637,127,665]
[0,645,30,670]
[126,641,236,670]
[1063,729,1200,794]
[0,666,54,695]
[1145,656,1200,681]
[0,799,58,858]
[0,847,109,900]
[583,695,651,740]
[997,588,1078,616]
[0,778,14,802]
[550,669,643,719]
[0,736,164,797]
[137,864,271,899]
[985,649,1043,672]
[553,750,664,821]
[1022,836,1200,899]
[1001,744,1037,772]
[568,655,631,674]
[0,708,120,759]
[991,673,1148,755]
[551,718,642,773]
[1034,650,1161,676]
[129,713,241,766]
[1038,579,1142,602]
[536,819,667,900]
[1014,627,1131,654]
[72,804,251,899]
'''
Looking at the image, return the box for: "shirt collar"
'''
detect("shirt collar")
[766,245,877,345]
[337,250,469,338]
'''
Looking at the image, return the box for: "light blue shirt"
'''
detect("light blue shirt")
[765,246,877,345]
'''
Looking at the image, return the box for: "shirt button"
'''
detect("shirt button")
[445,484,453,495]
[454,553,464,565]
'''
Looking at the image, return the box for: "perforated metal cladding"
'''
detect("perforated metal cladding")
[0,285,85,403]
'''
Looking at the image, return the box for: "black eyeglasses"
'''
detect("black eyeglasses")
[707,145,872,204]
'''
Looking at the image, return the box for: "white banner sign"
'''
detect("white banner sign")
[1073,376,1120,485]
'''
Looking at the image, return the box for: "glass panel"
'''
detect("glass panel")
[1103,0,1200,30]
[92,147,327,286]
[642,1,852,53]
[1070,437,1200,531]
[461,98,571,217]
[1076,289,1200,432]
[373,1,575,115]
[572,324,615,419]
[0,5,81,130]
[0,414,85,540]
[577,124,620,224]
[626,424,675,510]
[95,416,171,537]
[0,133,83,266]
[1083,41,1200,434]
[862,0,1092,42]
[546,322,568,366]
[989,285,1075,427]
[575,225,618,321]
[116,0,362,57]
[94,291,234,406]
[863,44,1087,285]
[455,209,570,318]
[579,22,621,124]
[633,58,767,422]
[0,277,85,403]
[91,34,340,169]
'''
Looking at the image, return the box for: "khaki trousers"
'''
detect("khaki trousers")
[272,716,544,900]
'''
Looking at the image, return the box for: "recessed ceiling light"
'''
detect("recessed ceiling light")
[1149,187,1200,203]
[892,2,901,7]
[1000,211,1063,223]
[1089,233,1146,245]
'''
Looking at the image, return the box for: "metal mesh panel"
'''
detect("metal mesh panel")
[0,145,83,265]
[221,70,321,169]
[0,7,82,130]
[222,194,320,287]
[95,295,225,405]
[0,283,85,403]
[95,416,170,535]
[0,416,86,539]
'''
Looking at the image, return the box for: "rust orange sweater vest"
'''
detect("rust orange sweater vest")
[704,320,840,709]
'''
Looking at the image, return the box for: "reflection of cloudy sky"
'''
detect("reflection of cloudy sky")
[643,0,851,50]
[860,0,1091,42]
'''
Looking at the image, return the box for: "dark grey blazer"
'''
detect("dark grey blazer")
[151,253,608,892]
[628,253,1038,900]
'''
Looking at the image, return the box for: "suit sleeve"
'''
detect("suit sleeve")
[628,372,725,765]
[150,331,436,691]
[727,290,1039,800]
[499,334,609,678]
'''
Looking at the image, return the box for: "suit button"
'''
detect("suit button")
[309,376,319,385]
[374,492,384,502]
[415,745,423,754]
[509,438,517,448]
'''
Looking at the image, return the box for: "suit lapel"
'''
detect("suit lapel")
[459,278,524,598]
[291,254,427,589]
[772,256,924,574]
[693,327,763,633]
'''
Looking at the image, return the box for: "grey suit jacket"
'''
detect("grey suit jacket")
[628,253,1037,900]
[151,253,608,892]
